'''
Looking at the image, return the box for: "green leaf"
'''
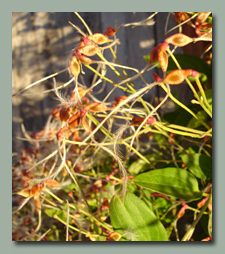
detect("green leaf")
[167,54,210,78]
[128,153,162,175]
[187,110,208,129]
[45,207,68,222]
[133,167,202,200]
[181,153,212,180]
[109,192,168,241]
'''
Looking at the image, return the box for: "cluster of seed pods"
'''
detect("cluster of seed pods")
[150,32,199,84]
[69,28,117,78]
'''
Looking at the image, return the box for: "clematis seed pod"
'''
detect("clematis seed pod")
[77,44,102,57]
[83,102,109,113]
[104,26,117,37]
[149,43,169,72]
[174,12,193,26]
[158,43,169,72]
[162,69,199,85]
[88,33,113,45]
[195,12,211,26]
[57,126,73,141]
[70,56,80,77]
[73,51,94,65]
[165,33,193,47]
[68,111,81,129]
[60,106,71,126]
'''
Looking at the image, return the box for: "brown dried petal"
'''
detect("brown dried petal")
[33,195,41,212]
[196,12,211,26]
[149,44,161,64]
[131,117,145,126]
[83,102,109,113]
[174,12,192,25]
[73,51,94,65]
[60,106,71,124]
[44,180,60,188]
[195,24,212,39]
[78,87,91,98]
[57,126,73,141]
[106,232,122,241]
[50,106,61,120]
[68,111,81,129]
[30,185,40,197]
[165,33,193,47]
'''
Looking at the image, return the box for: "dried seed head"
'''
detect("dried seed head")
[174,12,192,25]
[104,26,117,37]
[165,33,193,47]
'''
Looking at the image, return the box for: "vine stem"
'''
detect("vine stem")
[181,193,212,241]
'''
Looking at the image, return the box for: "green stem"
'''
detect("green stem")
[87,113,151,164]
[155,122,211,138]
[85,64,131,92]
[160,83,210,130]
[181,193,212,241]
[195,77,212,114]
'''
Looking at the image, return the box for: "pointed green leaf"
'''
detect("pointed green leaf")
[181,153,212,180]
[187,110,208,129]
[128,154,162,175]
[133,168,202,200]
[109,192,168,241]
